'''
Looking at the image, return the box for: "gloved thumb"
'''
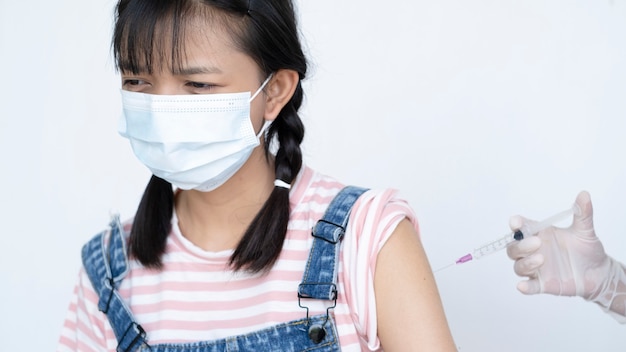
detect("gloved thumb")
[571,190,594,239]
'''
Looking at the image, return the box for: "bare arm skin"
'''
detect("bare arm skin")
[375,219,457,351]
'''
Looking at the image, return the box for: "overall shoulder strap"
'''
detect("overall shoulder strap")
[81,215,147,352]
[298,185,368,301]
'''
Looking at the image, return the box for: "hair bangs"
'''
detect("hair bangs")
[113,0,250,74]
[113,0,216,74]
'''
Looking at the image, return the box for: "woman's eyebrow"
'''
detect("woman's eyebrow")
[174,65,223,76]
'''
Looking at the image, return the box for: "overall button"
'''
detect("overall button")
[308,325,326,344]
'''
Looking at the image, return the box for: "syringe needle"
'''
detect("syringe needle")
[433,262,455,273]
[435,252,474,272]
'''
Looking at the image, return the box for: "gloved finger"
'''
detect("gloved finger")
[513,252,544,276]
[507,236,541,259]
[517,279,542,295]
[571,190,595,239]
[509,214,542,238]
[509,215,524,232]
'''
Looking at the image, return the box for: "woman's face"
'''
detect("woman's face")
[120,19,268,131]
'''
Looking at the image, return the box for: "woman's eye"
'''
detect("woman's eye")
[123,79,144,86]
[122,78,150,92]
[186,81,216,91]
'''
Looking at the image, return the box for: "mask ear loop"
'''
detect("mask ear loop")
[249,73,274,102]
[255,120,272,139]
[250,73,275,139]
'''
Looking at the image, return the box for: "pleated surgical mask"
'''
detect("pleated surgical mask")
[118,75,272,191]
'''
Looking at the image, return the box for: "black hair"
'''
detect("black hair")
[113,0,307,272]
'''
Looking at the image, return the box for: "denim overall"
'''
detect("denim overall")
[82,186,368,352]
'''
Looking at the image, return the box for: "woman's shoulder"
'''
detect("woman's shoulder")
[350,188,417,232]
[81,214,135,270]
[292,166,417,234]
[289,166,344,213]
[296,166,414,213]
[292,166,344,195]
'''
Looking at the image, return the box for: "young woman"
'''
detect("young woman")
[58,0,456,350]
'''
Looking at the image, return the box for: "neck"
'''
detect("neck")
[174,147,275,252]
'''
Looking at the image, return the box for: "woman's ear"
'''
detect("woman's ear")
[263,69,299,121]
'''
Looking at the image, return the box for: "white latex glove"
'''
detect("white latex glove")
[507,191,626,322]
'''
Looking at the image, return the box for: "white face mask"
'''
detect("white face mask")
[118,76,272,191]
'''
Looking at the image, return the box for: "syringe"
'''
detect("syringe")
[434,204,580,272]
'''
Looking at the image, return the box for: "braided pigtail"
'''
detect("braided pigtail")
[230,80,304,272]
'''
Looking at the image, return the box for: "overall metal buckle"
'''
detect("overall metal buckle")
[298,283,337,344]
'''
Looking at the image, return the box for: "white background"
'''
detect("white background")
[0,0,624,350]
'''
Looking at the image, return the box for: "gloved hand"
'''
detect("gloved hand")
[507,191,626,322]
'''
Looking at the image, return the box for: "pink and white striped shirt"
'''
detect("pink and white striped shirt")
[58,166,419,351]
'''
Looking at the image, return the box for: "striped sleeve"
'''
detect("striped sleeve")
[341,188,419,350]
[57,268,114,352]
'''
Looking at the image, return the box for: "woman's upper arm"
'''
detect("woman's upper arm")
[374,218,457,351]
[58,268,110,351]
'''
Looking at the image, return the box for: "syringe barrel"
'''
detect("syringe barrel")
[472,231,517,259]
